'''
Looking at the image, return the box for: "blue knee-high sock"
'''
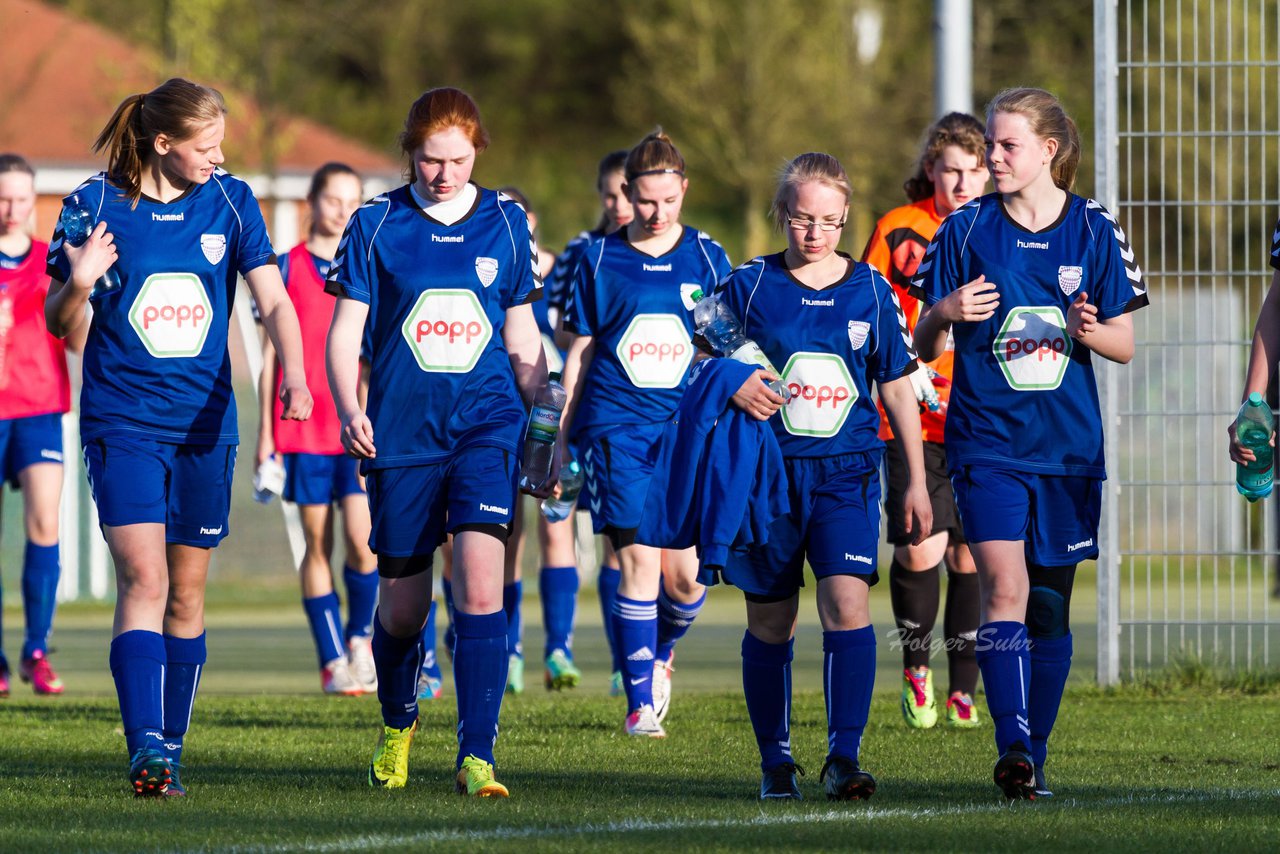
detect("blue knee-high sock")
[503,581,523,659]
[612,595,658,711]
[453,610,508,766]
[656,585,705,663]
[372,616,423,729]
[742,631,794,771]
[823,626,876,763]
[302,592,345,667]
[540,565,579,658]
[161,633,206,765]
[21,542,60,660]
[1028,632,1073,769]
[109,630,167,755]
[342,565,378,642]
[598,565,622,671]
[975,621,1032,755]
[420,600,443,680]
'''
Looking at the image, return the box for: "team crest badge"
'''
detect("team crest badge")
[200,234,226,265]
[679,283,702,311]
[475,257,499,288]
[847,320,870,350]
[1058,265,1083,296]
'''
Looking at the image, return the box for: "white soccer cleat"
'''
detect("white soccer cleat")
[652,655,674,723]
[322,656,364,696]
[348,635,378,692]
[625,703,666,738]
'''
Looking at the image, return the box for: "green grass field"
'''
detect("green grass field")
[1,588,1278,853]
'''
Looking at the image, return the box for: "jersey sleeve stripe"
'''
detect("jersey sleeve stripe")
[1087,199,1148,312]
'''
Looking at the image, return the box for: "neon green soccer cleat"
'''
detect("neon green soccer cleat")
[506,654,525,695]
[544,649,581,691]
[368,723,416,789]
[901,667,938,729]
[456,755,509,798]
[945,691,982,728]
[609,670,624,697]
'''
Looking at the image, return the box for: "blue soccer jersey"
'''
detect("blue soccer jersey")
[715,253,918,458]
[326,184,542,469]
[46,170,276,445]
[546,228,604,312]
[563,226,731,437]
[913,193,1148,477]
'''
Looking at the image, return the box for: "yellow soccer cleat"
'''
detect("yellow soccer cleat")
[368,722,416,789]
[901,666,938,729]
[456,755,510,798]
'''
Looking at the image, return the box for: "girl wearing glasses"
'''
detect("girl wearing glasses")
[861,113,988,731]
[715,152,930,800]
[913,88,1146,800]
[560,129,731,738]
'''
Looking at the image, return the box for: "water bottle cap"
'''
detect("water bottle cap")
[1249,392,1265,405]
[690,288,705,302]
[548,371,562,383]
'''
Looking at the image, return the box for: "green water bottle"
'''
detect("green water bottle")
[1235,392,1274,502]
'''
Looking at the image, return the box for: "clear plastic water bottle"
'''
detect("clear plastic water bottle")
[1235,392,1274,502]
[60,194,121,297]
[690,288,790,400]
[520,371,566,491]
[540,460,583,522]
[253,455,286,504]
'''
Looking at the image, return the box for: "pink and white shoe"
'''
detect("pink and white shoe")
[19,651,64,695]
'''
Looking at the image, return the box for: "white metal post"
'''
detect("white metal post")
[934,0,973,116]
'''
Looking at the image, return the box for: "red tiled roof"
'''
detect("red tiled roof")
[0,0,400,176]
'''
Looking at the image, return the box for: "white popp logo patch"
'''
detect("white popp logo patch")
[779,351,857,438]
[847,320,870,350]
[679,283,702,311]
[400,288,493,373]
[993,306,1073,391]
[1058,265,1083,296]
[615,313,692,388]
[128,273,212,358]
[474,257,499,288]
[200,234,226,265]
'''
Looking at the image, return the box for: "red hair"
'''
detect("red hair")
[398,88,489,171]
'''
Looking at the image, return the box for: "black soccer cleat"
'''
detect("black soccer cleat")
[820,756,876,801]
[993,743,1036,801]
[760,761,804,800]
[1033,765,1053,799]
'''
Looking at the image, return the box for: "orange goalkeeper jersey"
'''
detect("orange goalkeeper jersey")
[860,197,953,444]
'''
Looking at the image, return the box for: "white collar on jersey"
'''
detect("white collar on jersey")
[409,181,478,226]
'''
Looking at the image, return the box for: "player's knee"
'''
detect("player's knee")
[1026,563,1076,639]
[165,586,205,625]
[663,573,703,602]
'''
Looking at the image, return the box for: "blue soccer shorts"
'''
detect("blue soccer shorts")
[283,452,364,505]
[578,422,665,548]
[1,412,64,487]
[365,444,518,560]
[951,465,1102,566]
[83,436,236,547]
[719,452,882,600]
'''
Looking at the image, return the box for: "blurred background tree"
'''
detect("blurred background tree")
[55,0,1093,261]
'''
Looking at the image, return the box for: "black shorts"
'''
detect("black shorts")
[882,438,964,547]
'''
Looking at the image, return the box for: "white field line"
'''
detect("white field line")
[205,788,1278,854]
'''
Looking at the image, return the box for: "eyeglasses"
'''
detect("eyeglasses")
[785,209,846,232]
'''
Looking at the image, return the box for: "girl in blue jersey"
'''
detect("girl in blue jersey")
[255,163,379,697]
[44,78,313,797]
[914,88,1147,800]
[560,130,732,737]
[326,88,551,797]
[716,153,931,800]
[547,150,632,695]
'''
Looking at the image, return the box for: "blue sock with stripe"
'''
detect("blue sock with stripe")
[342,565,378,642]
[420,599,443,681]
[453,610,507,766]
[540,565,579,658]
[597,565,622,672]
[161,632,206,765]
[656,585,704,664]
[612,595,658,711]
[503,581,523,659]
[742,631,794,771]
[302,592,345,667]
[21,542,60,660]
[1028,632,1073,769]
[975,621,1032,755]
[823,626,876,763]
[372,615,423,729]
[109,630,167,755]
